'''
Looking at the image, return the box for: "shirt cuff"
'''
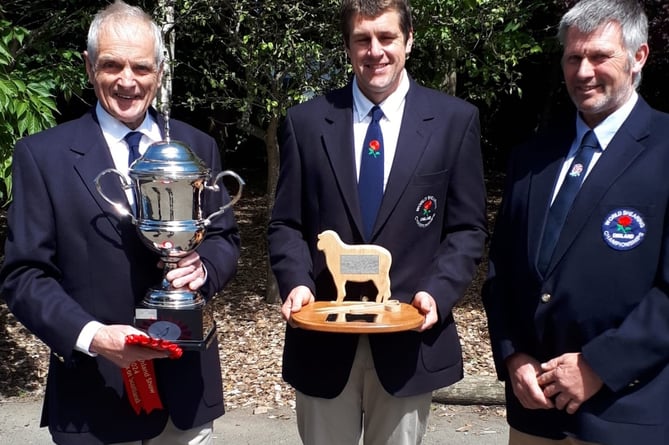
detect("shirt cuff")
[75,321,105,356]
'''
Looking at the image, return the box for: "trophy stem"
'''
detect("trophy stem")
[142,261,205,309]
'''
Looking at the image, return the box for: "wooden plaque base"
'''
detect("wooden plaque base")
[291,300,424,333]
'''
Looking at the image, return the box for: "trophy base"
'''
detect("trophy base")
[134,300,216,351]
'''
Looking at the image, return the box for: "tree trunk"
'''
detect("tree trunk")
[432,375,505,405]
[264,116,281,303]
[442,70,457,97]
[157,0,175,126]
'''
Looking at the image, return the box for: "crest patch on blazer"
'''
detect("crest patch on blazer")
[602,208,646,251]
[415,196,437,228]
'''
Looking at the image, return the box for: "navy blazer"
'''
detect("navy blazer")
[268,79,487,398]
[483,97,669,444]
[0,108,240,444]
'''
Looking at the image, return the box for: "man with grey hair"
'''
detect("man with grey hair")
[484,0,669,444]
[0,1,239,443]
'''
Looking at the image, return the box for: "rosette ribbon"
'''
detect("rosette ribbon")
[122,335,183,415]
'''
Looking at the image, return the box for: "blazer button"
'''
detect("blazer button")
[541,293,551,303]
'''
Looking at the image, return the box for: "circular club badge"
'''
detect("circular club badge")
[415,196,437,228]
[602,208,646,251]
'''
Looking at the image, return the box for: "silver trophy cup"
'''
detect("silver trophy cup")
[94,139,243,349]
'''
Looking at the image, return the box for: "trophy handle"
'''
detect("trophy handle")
[204,169,245,224]
[94,168,137,224]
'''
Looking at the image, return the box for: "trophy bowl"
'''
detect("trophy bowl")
[95,139,244,349]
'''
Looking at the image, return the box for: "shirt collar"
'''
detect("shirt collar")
[352,69,410,123]
[95,102,159,143]
[575,91,638,151]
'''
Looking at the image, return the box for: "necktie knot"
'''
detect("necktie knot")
[580,130,599,152]
[125,131,143,166]
[370,105,383,123]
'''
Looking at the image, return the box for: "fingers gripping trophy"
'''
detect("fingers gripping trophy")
[95,116,244,350]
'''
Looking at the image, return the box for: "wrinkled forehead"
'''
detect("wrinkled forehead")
[95,23,157,61]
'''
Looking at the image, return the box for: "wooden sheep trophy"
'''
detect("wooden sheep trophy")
[290,230,424,333]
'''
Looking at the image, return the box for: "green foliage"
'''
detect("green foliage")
[0,21,53,204]
[170,0,543,153]
[411,0,542,105]
[172,0,348,146]
[0,5,88,205]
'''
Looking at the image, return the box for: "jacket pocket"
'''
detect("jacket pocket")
[412,169,449,187]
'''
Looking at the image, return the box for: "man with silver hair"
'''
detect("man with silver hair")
[0,1,240,443]
[484,0,669,444]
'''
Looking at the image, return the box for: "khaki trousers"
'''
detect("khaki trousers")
[295,335,432,445]
[510,426,601,445]
[112,418,213,445]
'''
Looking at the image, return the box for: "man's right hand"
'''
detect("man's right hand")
[90,325,170,368]
[281,285,315,325]
[506,352,555,410]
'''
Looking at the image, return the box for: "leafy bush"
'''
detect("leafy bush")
[0,18,85,206]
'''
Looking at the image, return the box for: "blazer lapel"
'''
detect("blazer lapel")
[527,130,574,273]
[374,80,429,238]
[544,99,652,275]
[153,107,167,140]
[321,86,364,234]
[72,110,130,237]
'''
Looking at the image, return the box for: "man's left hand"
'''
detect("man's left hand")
[412,291,438,331]
[537,352,603,414]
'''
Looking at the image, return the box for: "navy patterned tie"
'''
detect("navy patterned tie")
[358,106,384,241]
[537,130,600,274]
[125,131,143,167]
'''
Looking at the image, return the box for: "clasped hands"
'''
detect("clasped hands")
[506,352,604,414]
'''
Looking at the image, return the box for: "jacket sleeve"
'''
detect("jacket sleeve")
[0,140,93,359]
[481,150,522,381]
[267,110,316,300]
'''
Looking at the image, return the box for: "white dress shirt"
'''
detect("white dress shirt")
[352,69,410,191]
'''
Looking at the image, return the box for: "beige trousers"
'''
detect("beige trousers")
[295,335,432,445]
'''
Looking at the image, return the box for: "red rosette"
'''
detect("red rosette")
[121,335,183,414]
[125,334,183,359]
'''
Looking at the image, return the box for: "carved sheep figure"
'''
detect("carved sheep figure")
[317,230,392,304]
